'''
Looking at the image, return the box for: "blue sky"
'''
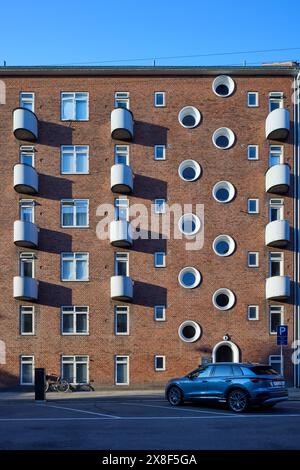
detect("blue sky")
[1,0,300,67]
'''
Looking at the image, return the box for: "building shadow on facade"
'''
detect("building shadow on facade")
[38,121,73,147]
[134,121,168,147]
[38,282,72,307]
[38,174,73,199]
[133,174,167,200]
[133,281,167,307]
[38,228,72,254]
[131,230,167,254]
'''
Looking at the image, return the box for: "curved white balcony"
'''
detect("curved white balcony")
[14,220,38,248]
[111,164,133,193]
[110,275,133,301]
[110,220,133,247]
[266,276,290,300]
[13,276,38,301]
[14,163,38,194]
[266,108,290,140]
[111,108,134,141]
[265,220,290,247]
[13,108,38,141]
[266,164,290,193]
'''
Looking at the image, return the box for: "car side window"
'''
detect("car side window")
[189,366,212,379]
[232,365,243,376]
[212,365,233,377]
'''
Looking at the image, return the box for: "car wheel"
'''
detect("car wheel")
[167,386,183,406]
[227,389,249,413]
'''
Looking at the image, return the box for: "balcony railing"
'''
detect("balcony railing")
[265,108,290,140]
[110,220,133,247]
[14,220,38,248]
[111,164,133,193]
[13,108,38,141]
[13,163,38,194]
[110,275,133,301]
[265,220,290,247]
[13,276,38,301]
[265,275,290,300]
[265,164,290,194]
[111,108,134,141]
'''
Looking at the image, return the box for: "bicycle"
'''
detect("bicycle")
[66,377,95,392]
[45,374,70,393]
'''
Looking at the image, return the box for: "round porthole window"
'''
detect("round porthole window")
[178,320,201,343]
[212,75,235,97]
[212,235,236,257]
[178,267,201,289]
[178,214,201,236]
[212,288,235,310]
[178,160,201,182]
[178,106,201,129]
[212,127,235,149]
[212,181,235,203]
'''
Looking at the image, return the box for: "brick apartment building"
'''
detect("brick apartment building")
[0,64,300,388]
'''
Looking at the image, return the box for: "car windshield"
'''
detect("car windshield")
[250,366,279,376]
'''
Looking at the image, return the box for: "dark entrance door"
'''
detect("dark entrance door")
[215,345,233,362]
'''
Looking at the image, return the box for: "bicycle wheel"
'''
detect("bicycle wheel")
[57,380,70,393]
[44,381,49,393]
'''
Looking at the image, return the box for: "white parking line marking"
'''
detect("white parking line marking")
[119,402,230,415]
[45,403,120,419]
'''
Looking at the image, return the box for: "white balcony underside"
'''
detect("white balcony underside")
[13,276,38,300]
[265,219,290,247]
[266,108,290,140]
[110,275,133,301]
[14,220,38,248]
[266,276,290,300]
[265,164,290,193]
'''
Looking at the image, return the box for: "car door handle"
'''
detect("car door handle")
[201,380,208,383]
[224,379,232,383]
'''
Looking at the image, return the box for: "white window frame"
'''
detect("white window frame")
[61,252,89,281]
[20,355,34,385]
[61,145,89,175]
[61,306,89,335]
[154,145,166,161]
[61,92,89,121]
[154,199,166,214]
[269,92,284,112]
[20,199,35,223]
[61,355,89,385]
[269,305,284,335]
[247,145,259,161]
[20,306,35,335]
[247,305,259,321]
[248,252,259,268]
[115,252,129,276]
[269,252,284,277]
[269,354,283,374]
[61,199,89,228]
[247,91,259,107]
[115,145,129,165]
[269,198,284,222]
[154,252,166,268]
[269,145,284,166]
[154,355,166,371]
[115,355,129,385]
[154,92,166,107]
[20,145,35,167]
[154,305,166,321]
[114,197,129,221]
[20,92,35,112]
[20,252,35,278]
[115,92,129,109]
[115,306,129,336]
[247,198,259,214]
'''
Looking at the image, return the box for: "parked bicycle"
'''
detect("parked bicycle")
[66,377,95,392]
[45,374,70,393]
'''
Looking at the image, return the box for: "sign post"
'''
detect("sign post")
[276,325,288,376]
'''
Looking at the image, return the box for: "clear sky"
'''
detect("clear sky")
[1,0,300,67]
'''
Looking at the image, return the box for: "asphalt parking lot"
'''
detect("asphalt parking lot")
[0,394,300,450]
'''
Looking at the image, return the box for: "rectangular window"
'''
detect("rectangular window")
[20,306,35,335]
[20,355,34,385]
[20,145,34,167]
[247,198,259,214]
[115,355,129,385]
[154,92,166,107]
[247,305,259,321]
[154,252,166,268]
[61,252,89,281]
[247,145,259,160]
[61,306,89,335]
[248,252,259,268]
[154,145,166,160]
[61,92,89,120]
[61,355,89,384]
[269,198,284,222]
[269,252,284,277]
[20,200,35,223]
[115,252,129,276]
[155,355,166,371]
[61,199,89,227]
[269,92,284,112]
[115,197,129,221]
[115,306,129,335]
[61,145,89,174]
[154,199,166,214]
[115,92,129,109]
[269,145,283,167]
[269,306,284,334]
[247,92,259,107]
[115,145,129,165]
[20,252,35,278]
[20,92,34,112]
[269,355,282,375]
[154,305,166,321]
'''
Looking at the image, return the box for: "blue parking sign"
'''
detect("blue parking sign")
[277,325,288,346]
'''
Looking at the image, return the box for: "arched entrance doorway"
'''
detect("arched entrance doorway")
[212,341,240,363]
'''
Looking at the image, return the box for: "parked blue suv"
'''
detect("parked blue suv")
[165,363,288,412]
